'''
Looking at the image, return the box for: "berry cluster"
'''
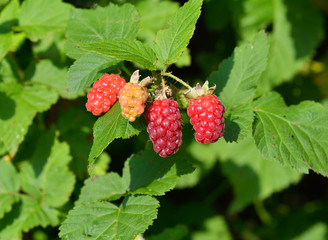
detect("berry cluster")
[86,74,126,115]
[86,72,225,157]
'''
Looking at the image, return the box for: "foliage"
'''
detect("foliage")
[0,0,328,239]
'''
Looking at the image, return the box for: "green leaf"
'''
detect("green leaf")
[191,216,233,240]
[122,150,194,196]
[26,60,78,99]
[153,0,202,66]
[257,0,324,94]
[223,104,254,142]
[253,92,328,176]
[0,56,22,83]
[88,103,142,174]
[208,31,268,142]
[218,31,269,111]
[0,195,59,239]
[148,225,188,240]
[217,136,301,212]
[77,172,127,204]
[292,222,328,240]
[238,0,273,40]
[0,159,20,218]
[79,39,157,70]
[0,0,19,60]
[18,0,72,41]
[136,0,179,46]
[0,82,58,155]
[59,196,159,240]
[18,128,75,208]
[68,52,121,94]
[93,152,111,176]
[57,107,94,180]
[65,3,140,59]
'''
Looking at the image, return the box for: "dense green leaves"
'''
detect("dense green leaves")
[218,137,301,212]
[253,92,328,176]
[153,0,202,66]
[257,0,324,93]
[79,39,157,70]
[88,103,142,174]
[0,196,59,239]
[0,129,74,239]
[65,3,140,59]
[0,82,58,155]
[18,0,72,41]
[59,196,159,240]
[68,53,121,94]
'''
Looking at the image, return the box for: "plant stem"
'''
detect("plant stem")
[121,65,131,76]
[254,199,272,224]
[162,72,193,90]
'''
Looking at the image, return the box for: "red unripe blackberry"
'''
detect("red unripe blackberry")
[145,99,182,157]
[187,95,225,144]
[119,83,148,122]
[86,74,126,115]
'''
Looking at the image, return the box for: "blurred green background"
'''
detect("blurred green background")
[1,0,328,239]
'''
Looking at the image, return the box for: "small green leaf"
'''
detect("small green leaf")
[0,82,58,155]
[65,3,140,59]
[18,0,72,41]
[148,225,188,240]
[77,172,127,204]
[0,159,20,218]
[122,150,194,196]
[79,39,157,70]
[59,196,159,240]
[0,195,59,239]
[88,103,142,174]
[218,31,269,111]
[191,216,233,240]
[253,92,328,176]
[68,52,121,94]
[153,0,202,66]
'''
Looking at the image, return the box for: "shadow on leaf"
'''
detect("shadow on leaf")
[223,115,241,142]
[0,92,15,120]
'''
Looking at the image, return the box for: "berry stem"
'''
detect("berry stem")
[162,72,193,90]
[121,65,132,76]
[161,76,167,99]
